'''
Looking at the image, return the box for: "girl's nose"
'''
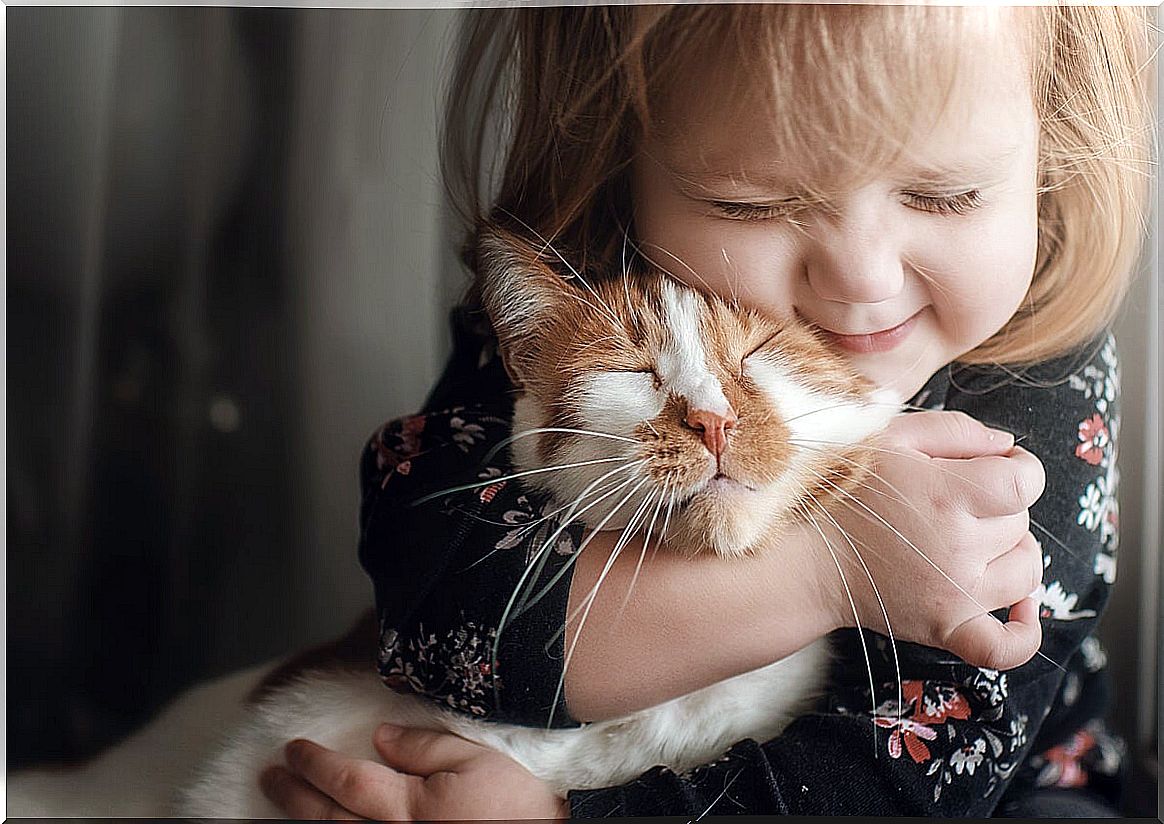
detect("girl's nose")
[804,208,905,305]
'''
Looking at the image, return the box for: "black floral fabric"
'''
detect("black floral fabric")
[357,307,1127,816]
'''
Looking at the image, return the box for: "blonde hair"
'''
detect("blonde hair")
[441,4,1156,366]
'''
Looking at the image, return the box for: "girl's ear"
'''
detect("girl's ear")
[476,227,569,388]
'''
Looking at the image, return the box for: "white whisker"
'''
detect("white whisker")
[453,467,645,573]
[482,426,638,464]
[508,462,648,623]
[638,242,717,297]
[555,482,656,641]
[877,346,931,397]
[575,334,627,355]
[1029,518,1076,558]
[806,494,904,729]
[781,398,899,426]
[791,436,1085,567]
[495,208,624,329]
[616,486,669,623]
[411,455,635,506]
[492,465,646,699]
[691,767,744,822]
[547,477,652,727]
[791,441,925,522]
[797,501,877,755]
[815,472,1064,672]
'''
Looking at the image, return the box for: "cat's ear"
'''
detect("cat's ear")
[476,227,569,388]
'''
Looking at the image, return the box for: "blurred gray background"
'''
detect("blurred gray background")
[5,7,1159,814]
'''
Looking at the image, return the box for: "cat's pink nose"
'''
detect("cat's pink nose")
[685,407,737,457]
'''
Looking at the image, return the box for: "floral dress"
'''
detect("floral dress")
[357,309,1127,817]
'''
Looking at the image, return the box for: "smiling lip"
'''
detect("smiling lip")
[820,311,922,354]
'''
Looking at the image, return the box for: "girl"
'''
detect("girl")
[260,4,1152,818]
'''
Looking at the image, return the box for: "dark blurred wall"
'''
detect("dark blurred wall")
[8,5,461,771]
[8,7,306,766]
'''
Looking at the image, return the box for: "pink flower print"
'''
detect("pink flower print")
[1074,414,1109,466]
[873,681,970,764]
[876,716,940,763]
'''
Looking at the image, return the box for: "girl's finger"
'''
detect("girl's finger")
[935,448,1045,517]
[955,509,1031,562]
[885,410,1015,459]
[260,764,362,821]
[373,724,487,776]
[982,532,1045,609]
[942,596,1042,672]
[283,738,420,820]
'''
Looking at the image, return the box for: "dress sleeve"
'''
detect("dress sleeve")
[568,331,1125,816]
[357,313,580,728]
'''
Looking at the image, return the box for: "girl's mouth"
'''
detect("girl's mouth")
[820,310,922,354]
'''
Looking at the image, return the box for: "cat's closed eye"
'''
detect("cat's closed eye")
[744,334,778,360]
[628,367,663,390]
[735,334,779,378]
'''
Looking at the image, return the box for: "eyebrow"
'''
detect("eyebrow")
[668,143,1024,196]
[901,144,1023,187]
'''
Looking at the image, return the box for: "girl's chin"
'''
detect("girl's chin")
[851,346,944,402]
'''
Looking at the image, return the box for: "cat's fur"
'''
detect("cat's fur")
[8,229,899,817]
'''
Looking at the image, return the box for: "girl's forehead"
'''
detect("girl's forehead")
[643,5,1036,189]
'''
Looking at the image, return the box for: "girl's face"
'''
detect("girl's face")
[631,16,1039,399]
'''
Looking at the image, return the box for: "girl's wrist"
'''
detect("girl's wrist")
[779,515,852,637]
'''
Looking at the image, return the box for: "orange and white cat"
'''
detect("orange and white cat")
[173,229,899,816]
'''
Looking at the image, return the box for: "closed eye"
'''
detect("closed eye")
[744,334,777,360]
[710,200,804,222]
[739,334,778,379]
[623,367,662,390]
[902,189,983,216]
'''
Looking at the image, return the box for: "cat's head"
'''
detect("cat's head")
[477,228,900,558]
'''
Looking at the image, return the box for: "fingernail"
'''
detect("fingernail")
[284,738,307,762]
[376,723,403,742]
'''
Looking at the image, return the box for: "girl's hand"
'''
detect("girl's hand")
[815,410,1046,671]
[259,724,568,821]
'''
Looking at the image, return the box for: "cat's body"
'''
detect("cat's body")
[10,229,899,817]
[178,645,830,815]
